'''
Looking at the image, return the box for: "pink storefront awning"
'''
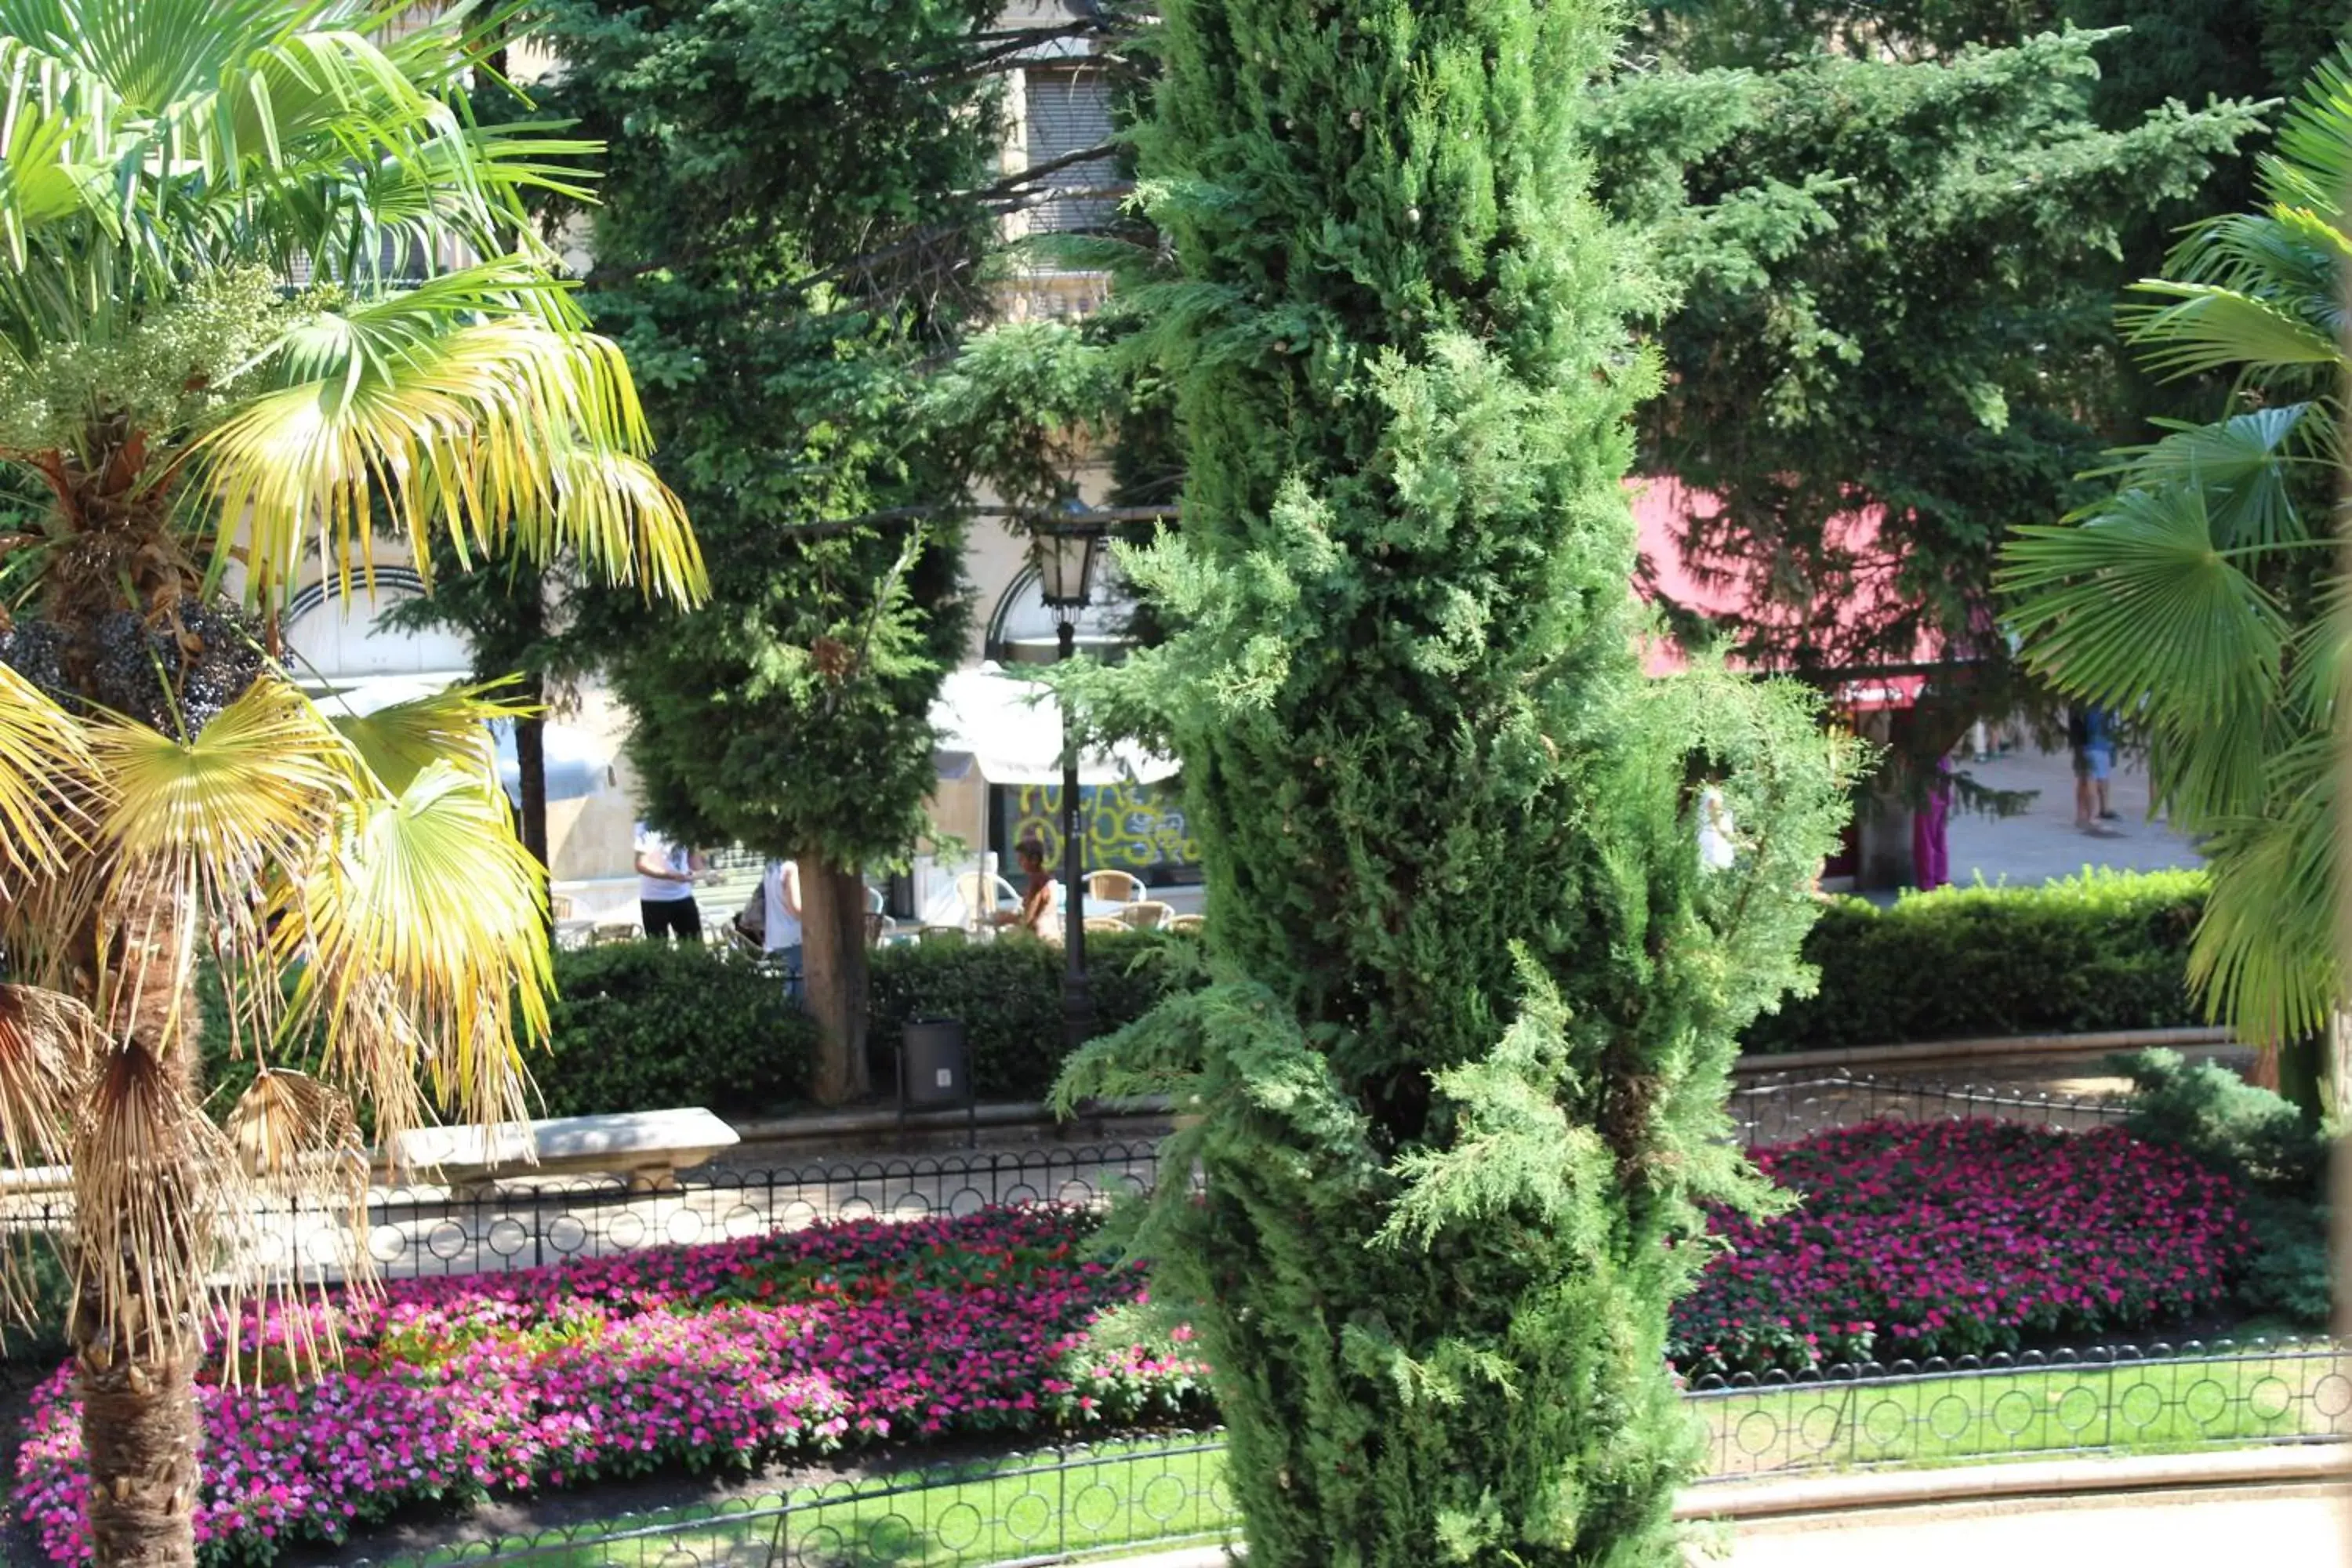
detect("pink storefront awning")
[1631,477,1940,712]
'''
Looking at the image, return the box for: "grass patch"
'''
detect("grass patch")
[405,1436,1235,1567]
[394,1348,2347,1565]
[1693,1344,2347,1477]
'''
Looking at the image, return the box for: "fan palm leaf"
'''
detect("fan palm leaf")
[2003,44,2351,1084]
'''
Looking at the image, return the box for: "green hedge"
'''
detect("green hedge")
[1740,869,2206,1054]
[531,940,816,1118]
[185,871,2207,1120]
[868,930,1200,1101]
[198,939,816,1124]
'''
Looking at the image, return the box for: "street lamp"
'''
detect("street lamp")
[1031,518,1103,1052]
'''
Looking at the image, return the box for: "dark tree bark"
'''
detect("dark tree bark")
[797,858,872,1105]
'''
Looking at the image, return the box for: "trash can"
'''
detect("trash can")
[898,1018,975,1145]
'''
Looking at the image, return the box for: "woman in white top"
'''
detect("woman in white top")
[762,859,804,998]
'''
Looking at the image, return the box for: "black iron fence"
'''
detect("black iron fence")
[0,1074,2133,1287]
[358,1337,2349,1566]
[355,1438,1234,1568]
[1686,1336,2350,1480]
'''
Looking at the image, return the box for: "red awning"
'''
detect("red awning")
[1632,477,1940,713]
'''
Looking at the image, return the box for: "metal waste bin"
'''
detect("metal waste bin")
[897,1018,976,1145]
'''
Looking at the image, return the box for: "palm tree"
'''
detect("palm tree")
[2000,49,2347,1118]
[0,2,702,1563]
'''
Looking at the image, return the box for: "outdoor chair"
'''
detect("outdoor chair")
[1083,916,1128,935]
[1120,900,1176,931]
[1084,869,1146,906]
[1166,913,1205,935]
[955,871,1023,935]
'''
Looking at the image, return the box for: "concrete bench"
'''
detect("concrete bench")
[387,1107,740,1199]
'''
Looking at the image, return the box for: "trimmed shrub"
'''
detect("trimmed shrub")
[198,940,815,1125]
[867,930,1200,1101]
[1743,869,2205,1053]
[533,940,815,1119]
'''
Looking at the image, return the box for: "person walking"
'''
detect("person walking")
[633,820,705,939]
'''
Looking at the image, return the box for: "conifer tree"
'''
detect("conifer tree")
[1055,3,1850,1563]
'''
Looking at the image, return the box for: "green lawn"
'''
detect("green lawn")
[405,1437,1236,1568]
[1692,1342,2346,1478]
[397,1347,2346,1566]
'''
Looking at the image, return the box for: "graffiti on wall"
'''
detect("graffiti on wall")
[1004,779,1200,873]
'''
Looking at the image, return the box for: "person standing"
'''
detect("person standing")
[1911,753,1953,890]
[2067,704,2118,829]
[761,858,805,999]
[634,820,704,940]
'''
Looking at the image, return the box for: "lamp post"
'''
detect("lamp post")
[1032,520,1102,1052]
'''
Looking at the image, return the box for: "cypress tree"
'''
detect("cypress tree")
[1056,3,1850,1563]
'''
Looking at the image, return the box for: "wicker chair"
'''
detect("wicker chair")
[1084,869,1146,906]
[1120,899,1176,931]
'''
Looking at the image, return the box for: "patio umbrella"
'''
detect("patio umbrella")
[930,662,1177,787]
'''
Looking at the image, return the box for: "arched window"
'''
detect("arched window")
[984,562,1139,666]
[281,568,473,685]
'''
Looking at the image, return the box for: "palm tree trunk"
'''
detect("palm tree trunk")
[77,877,207,1568]
[798,858,871,1105]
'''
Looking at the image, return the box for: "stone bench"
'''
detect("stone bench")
[387,1108,740,1199]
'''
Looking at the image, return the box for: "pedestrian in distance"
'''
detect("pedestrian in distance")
[633,820,706,939]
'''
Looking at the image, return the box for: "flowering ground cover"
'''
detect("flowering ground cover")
[1671,1119,2252,1376]
[13,1207,1209,1566]
[13,1118,2262,1564]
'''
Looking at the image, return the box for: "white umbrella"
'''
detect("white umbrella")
[931,662,1177,787]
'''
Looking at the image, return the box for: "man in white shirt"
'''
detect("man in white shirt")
[633,821,703,941]
[762,859,804,998]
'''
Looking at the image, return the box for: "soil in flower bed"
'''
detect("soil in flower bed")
[1671,1118,2252,1377]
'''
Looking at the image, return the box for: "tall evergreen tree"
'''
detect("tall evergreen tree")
[523,0,1115,1100]
[1054,4,1849,1563]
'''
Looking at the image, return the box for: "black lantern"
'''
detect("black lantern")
[1028,517,1105,1052]
[1033,521,1102,616]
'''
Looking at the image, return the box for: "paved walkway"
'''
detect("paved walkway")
[1709,1483,2347,1567]
[1947,743,2202,888]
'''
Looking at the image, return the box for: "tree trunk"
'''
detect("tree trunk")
[515,698,551,913]
[799,858,871,1105]
[2275,1032,2325,1125]
[78,879,206,1568]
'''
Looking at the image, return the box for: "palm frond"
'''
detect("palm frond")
[2119,281,2345,382]
[276,760,546,1144]
[0,661,96,893]
[325,678,526,795]
[194,274,706,605]
[1998,485,2288,732]
[85,678,352,1059]
[2187,738,2338,1048]
[2082,404,2325,550]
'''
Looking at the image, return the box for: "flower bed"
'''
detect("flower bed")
[1671,1119,2251,1377]
[14,1207,1209,1566]
[16,1120,2256,1563]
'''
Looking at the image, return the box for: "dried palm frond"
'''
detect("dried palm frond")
[70,1040,243,1367]
[0,985,99,1171]
[220,1069,369,1382]
[0,985,98,1329]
